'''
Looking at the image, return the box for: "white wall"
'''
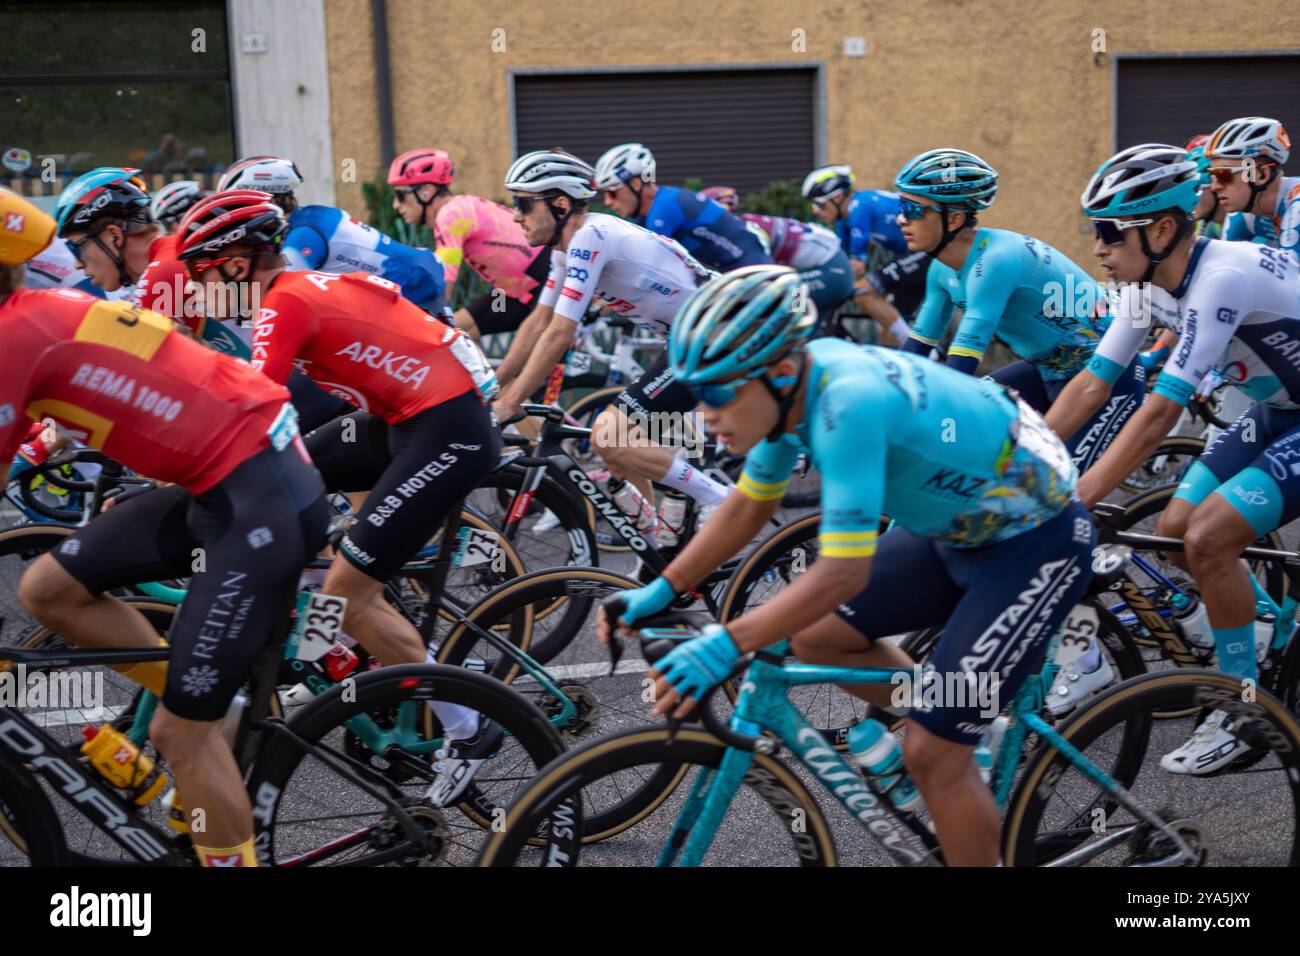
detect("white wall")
[227,0,335,205]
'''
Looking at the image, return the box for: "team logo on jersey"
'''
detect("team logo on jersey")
[3,212,24,232]
[566,267,588,282]
[1216,307,1238,324]
[569,248,599,262]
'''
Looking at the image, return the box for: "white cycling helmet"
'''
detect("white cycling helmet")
[218,155,304,195]
[594,143,656,190]
[503,150,597,199]
[1206,117,1291,166]
[801,165,854,203]
[149,179,204,226]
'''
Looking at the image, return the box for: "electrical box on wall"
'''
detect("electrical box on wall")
[843,37,866,57]
[241,33,268,54]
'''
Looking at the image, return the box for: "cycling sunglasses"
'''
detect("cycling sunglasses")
[693,369,776,408]
[512,193,560,214]
[185,255,237,278]
[1208,166,1251,185]
[392,186,417,201]
[898,198,941,221]
[1092,217,1155,246]
[64,226,111,264]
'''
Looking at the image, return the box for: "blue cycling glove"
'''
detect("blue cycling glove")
[654,624,742,702]
[615,577,678,627]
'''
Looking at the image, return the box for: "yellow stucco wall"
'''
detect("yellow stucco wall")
[325,0,1300,265]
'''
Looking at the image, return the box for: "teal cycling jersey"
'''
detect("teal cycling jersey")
[1223,176,1300,260]
[736,338,1077,555]
[906,228,1104,380]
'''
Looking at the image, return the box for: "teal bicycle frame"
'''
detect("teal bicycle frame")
[649,625,1192,867]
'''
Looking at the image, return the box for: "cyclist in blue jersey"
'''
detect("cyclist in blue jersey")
[219,155,448,312]
[1204,117,1300,261]
[1049,144,1300,773]
[593,143,771,271]
[597,265,1094,866]
[802,164,923,345]
[895,148,1145,474]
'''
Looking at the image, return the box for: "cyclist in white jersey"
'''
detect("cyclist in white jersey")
[1205,117,1300,261]
[1049,144,1300,773]
[23,238,130,300]
[493,150,733,524]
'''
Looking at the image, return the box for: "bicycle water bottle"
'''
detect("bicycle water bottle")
[847,718,921,812]
[610,478,658,539]
[1256,615,1276,666]
[81,724,167,807]
[1170,593,1215,652]
[973,715,1010,784]
[657,491,689,548]
[219,691,248,748]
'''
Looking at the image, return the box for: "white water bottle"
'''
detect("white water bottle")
[973,715,1010,784]
[1171,593,1215,651]
[610,478,658,541]
[658,491,689,548]
[848,718,921,813]
[1256,616,1275,664]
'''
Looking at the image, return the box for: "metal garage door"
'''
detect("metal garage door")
[1116,54,1299,173]
[512,66,819,194]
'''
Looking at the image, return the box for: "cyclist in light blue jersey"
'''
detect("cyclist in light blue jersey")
[599,265,1094,866]
[1204,117,1300,261]
[594,143,771,271]
[896,148,1145,473]
[1050,143,1300,774]
[219,155,448,312]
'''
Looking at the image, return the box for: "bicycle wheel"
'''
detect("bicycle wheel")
[1119,435,1206,496]
[468,462,598,571]
[0,523,75,645]
[477,726,837,867]
[437,566,687,841]
[0,748,67,866]
[1004,669,1300,866]
[247,663,568,867]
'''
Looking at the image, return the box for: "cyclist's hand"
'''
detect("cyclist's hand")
[649,624,740,719]
[596,578,677,645]
[493,397,522,424]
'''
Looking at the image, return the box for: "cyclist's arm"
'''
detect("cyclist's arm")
[660,491,781,595]
[901,266,953,356]
[281,224,329,271]
[495,303,553,388]
[940,248,1018,375]
[1044,292,1147,438]
[433,209,467,290]
[495,311,574,411]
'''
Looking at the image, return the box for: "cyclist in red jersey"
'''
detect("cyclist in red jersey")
[176,191,504,796]
[1,190,329,867]
[388,148,549,340]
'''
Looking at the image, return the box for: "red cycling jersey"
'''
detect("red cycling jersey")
[248,270,474,422]
[0,288,290,493]
[134,234,193,324]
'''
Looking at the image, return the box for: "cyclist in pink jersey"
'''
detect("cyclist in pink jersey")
[389,148,549,340]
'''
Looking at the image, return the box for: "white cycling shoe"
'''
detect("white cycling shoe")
[1160,709,1247,775]
[1045,653,1114,717]
[531,507,561,532]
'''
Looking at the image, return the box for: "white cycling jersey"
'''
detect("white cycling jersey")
[538,213,712,332]
[23,241,130,301]
[1091,237,1300,410]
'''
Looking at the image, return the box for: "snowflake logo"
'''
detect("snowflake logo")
[181,665,220,696]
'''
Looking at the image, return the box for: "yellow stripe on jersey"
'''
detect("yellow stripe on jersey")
[25,399,115,448]
[74,301,172,361]
[907,331,940,346]
[948,345,985,359]
[737,473,789,502]
[820,529,878,558]
[435,247,464,267]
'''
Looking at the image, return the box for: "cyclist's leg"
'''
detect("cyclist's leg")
[287,370,355,435]
[860,250,930,345]
[793,525,963,709]
[904,500,1094,865]
[152,443,328,861]
[988,359,1051,412]
[325,392,501,666]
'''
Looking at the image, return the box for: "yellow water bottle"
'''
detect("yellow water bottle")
[80,724,167,807]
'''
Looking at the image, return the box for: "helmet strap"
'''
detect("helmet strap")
[543,196,575,248]
[1137,216,1194,283]
[91,223,135,289]
[760,354,807,443]
[415,185,444,224]
[928,208,975,259]
[1243,164,1279,215]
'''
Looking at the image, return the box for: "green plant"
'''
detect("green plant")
[739,179,811,219]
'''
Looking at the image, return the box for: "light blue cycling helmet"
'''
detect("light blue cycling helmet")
[55,167,151,235]
[669,265,817,385]
[894,148,998,210]
[1080,144,1201,217]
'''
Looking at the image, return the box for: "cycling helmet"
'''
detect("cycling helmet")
[1081,144,1201,281]
[893,148,999,211]
[670,265,816,387]
[801,165,854,203]
[54,167,151,236]
[701,186,740,212]
[1081,143,1201,217]
[594,143,656,190]
[388,148,455,187]
[218,156,303,197]
[150,180,205,227]
[504,150,597,199]
[175,190,288,267]
[1206,117,1291,166]
[0,189,56,265]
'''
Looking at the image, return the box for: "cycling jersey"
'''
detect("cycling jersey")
[538,213,710,332]
[284,205,448,311]
[905,228,1104,380]
[132,234,254,361]
[248,270,474,423]
[0,288,289,493]
[739,214,842,270]
[1089,238,1300,409]
[837,189,909,261]
[434,194,545,303]
[638,186,771,271]
[1223,176,1300,260]
[23,240,128,300]
[737,337,1077,554]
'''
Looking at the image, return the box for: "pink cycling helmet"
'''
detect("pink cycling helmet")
[701,185,740,211]
[388,148,455,187]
